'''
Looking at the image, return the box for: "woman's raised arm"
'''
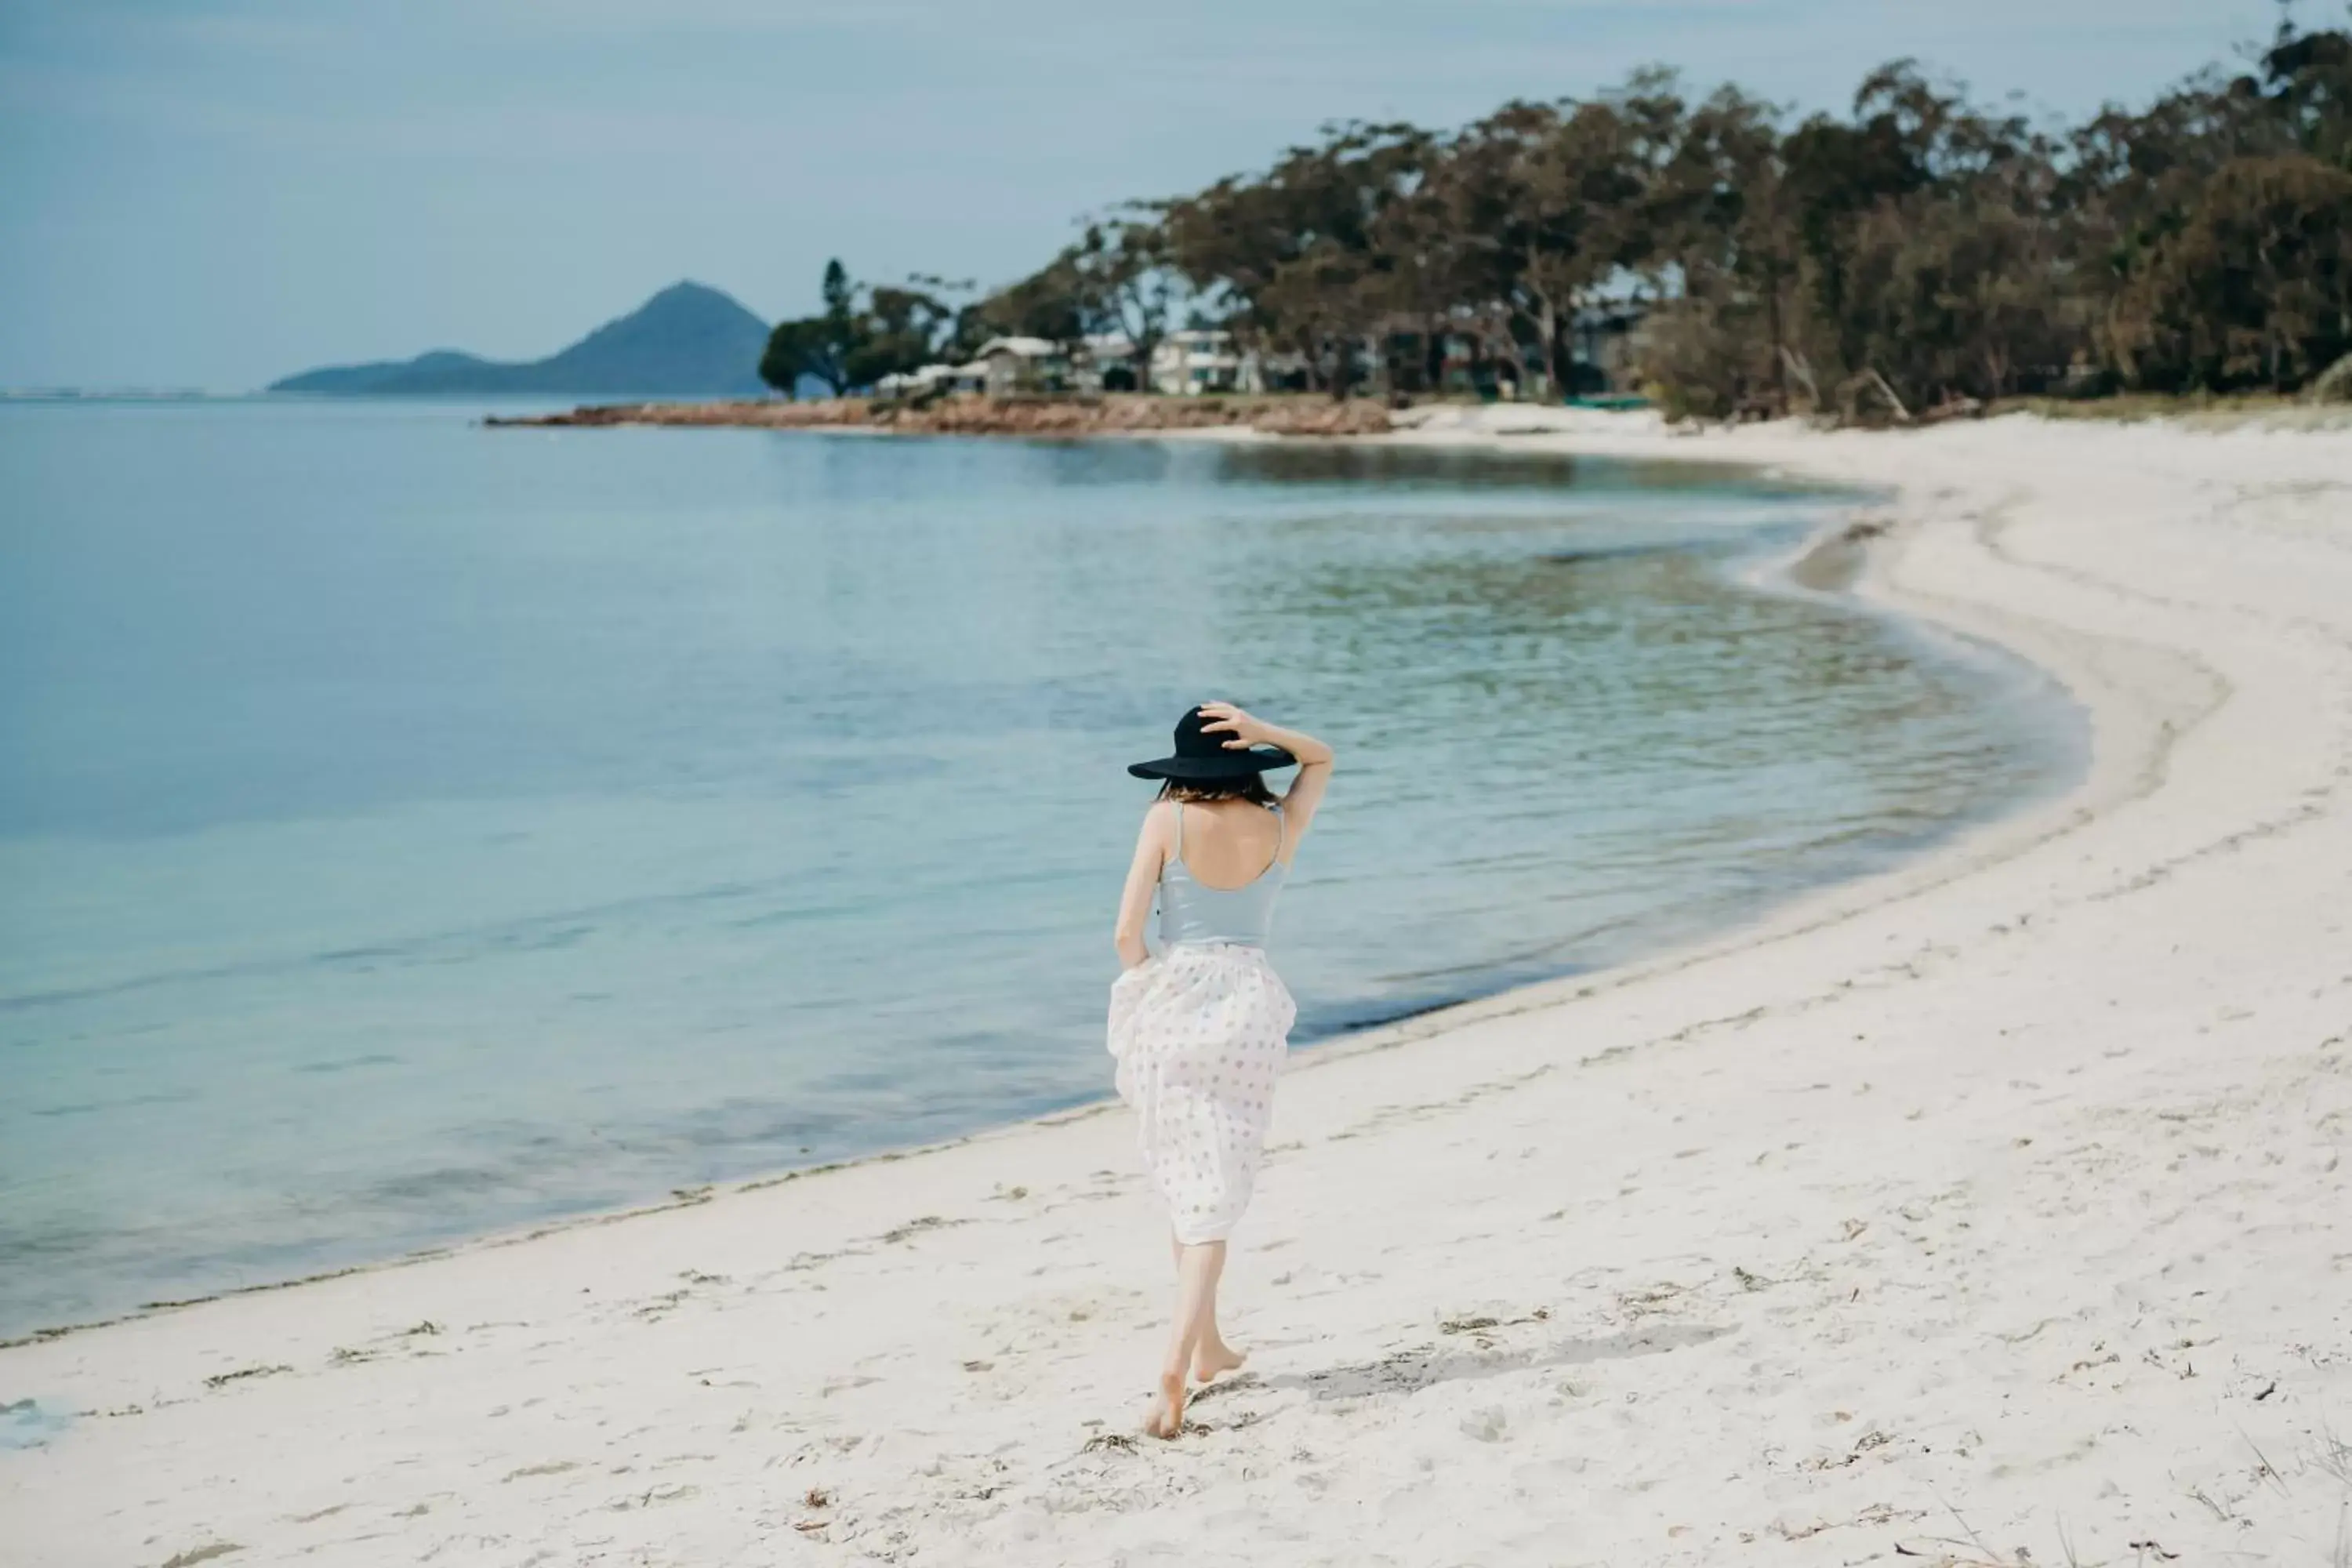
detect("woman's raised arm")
[1195,702,1333,843]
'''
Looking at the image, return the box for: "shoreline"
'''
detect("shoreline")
[0,465,2056,1355]
[8,409,2350,1563]
[1226,415,2170,1075]
[479,390,1393,438]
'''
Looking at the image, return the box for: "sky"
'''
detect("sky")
[0,0,2307,390]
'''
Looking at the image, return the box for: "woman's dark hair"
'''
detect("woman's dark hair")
[1159,775,1277,807]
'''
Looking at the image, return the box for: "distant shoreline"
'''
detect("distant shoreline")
[480,391,1392,437]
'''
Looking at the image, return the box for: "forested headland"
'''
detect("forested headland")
[760,16,2352,420]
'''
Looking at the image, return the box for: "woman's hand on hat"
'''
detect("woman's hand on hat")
[1198,701,1265,750]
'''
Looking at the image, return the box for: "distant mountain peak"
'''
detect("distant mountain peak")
[648,279,731,303]
[269,283,771,397]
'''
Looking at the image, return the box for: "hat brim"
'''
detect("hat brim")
[1127,745,1296,781]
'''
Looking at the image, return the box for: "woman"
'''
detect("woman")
[1109,699,1334,1439]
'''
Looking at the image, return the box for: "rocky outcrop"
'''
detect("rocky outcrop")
[481,394,1392,437]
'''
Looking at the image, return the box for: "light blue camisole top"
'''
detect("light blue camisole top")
[1158,802,1287,949]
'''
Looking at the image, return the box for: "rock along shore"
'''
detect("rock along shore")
[481,392,1393,438]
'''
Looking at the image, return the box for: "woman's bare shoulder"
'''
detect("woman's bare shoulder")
[1137,797,1178,841]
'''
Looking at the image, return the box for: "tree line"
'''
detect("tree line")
[761,16,2352,417]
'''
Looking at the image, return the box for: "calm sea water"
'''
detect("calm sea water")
[0,399,2080,1335]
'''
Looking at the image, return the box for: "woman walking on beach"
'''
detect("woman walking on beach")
[1109,701,1334,1439]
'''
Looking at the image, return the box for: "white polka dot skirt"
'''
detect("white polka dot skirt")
[1107,943,1297,1244]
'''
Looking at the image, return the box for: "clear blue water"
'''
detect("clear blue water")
[0,399,2080,1336]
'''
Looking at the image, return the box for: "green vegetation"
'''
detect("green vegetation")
[768,15,2352,419]
[755,261,966,396]
[757,230,1166,398]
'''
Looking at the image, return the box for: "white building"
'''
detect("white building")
[1077,333,1141,393]
[1150,329,1260,396]
[876,361,977,399]
[882,332,1300,400]
[972,336,1069,395]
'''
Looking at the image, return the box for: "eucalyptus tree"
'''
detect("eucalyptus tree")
[759,260,959,396]
[1640,85,1801,415]
[1162,121,1434,394]
[1436,93,1660,396]
[2117,153,2352,388]
[1068,218,1181,389]
[964,250,1089,350]
[759,259,858,395]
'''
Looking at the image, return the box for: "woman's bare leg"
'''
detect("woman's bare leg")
[1191,1275,1246,1385]
[1165,1232,1247,1383]
[1144,1240,1226,1438]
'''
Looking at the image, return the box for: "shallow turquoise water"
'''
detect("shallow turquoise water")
[0,400,2080,1334]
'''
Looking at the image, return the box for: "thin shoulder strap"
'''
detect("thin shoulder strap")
[1171,800,1185,863]
[1270,801,1286,861]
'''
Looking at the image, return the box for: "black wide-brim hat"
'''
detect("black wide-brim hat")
[1128,705,1297,781]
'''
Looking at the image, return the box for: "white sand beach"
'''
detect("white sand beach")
[5,411,2350,1567]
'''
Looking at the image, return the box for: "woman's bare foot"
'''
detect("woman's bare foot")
[1142,1371,1187,1439]
[1191,1338,1247,1383]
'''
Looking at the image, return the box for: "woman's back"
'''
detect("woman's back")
[1159,799,1287,949]
[1164,798,1288,889]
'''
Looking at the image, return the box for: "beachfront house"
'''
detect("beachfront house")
[1254,347,1312,392]
[1570,304,1650,397]
[1078,333,1142,394]
[1341,304,1650,401]
[875,361,978,400]
[974,336,1069,395]
[1151,330,1261,396]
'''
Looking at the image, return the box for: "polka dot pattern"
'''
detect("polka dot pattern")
[1107,943,1296,1244]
